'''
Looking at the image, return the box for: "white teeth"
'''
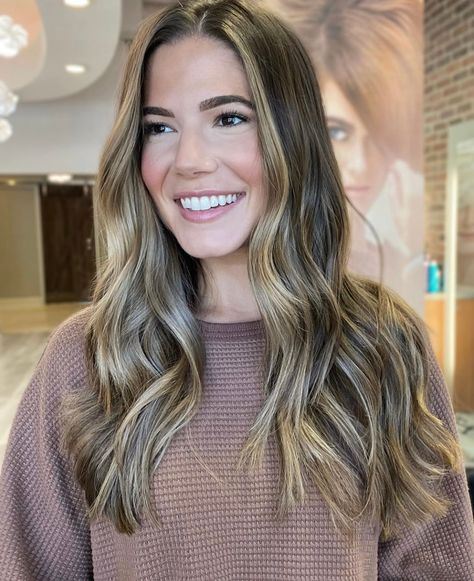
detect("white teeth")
[200,196,211,210]
[179,193,242,211]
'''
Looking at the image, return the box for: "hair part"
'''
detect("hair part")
[62,0,460,539]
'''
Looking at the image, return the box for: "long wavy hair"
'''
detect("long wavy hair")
[62,0,461,539]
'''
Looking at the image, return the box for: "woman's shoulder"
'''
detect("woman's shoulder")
[345,274,428,351]
[351,274,422,318]
[345,274,397,309]
[346,275,451,417]
[32,306,93,397]
[7,307,94,458]
[44,306,91,359]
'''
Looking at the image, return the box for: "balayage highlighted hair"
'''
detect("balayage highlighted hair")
[62,0,461,538]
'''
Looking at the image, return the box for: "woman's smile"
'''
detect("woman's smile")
[175,191,246,223]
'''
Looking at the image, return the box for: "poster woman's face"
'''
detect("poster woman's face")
[141,35,265,261]
[322,80,394,214]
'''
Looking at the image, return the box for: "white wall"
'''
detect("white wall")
[0,43,128,176]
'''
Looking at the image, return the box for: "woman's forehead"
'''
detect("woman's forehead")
[148,36,244,79]
[144,36,251,104]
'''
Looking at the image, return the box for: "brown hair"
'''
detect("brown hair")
[62,0,460,539]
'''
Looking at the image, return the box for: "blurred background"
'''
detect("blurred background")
[0,0,473,501]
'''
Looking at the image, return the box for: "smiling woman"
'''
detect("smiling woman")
[1,1,474,580]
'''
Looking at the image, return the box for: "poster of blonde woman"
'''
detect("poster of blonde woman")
[268,0,424,313]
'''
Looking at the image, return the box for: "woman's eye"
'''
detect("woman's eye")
[215,112,248,127]
[143,122,173,136]
[328,125,349,142]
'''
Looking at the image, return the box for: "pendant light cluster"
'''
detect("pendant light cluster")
[0,15,28,143]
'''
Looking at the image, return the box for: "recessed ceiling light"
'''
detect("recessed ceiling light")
[63,0,91,7]
[65,63,86,75]
[48,173,73,184]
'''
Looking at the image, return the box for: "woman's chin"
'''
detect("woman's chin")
[178,238,246,261]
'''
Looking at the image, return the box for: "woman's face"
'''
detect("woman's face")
[141,35,265,261]
[322,79,393,214]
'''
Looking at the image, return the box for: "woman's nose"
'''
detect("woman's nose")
[173,129,218,177]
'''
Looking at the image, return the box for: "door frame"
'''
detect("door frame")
[444,120,474,394]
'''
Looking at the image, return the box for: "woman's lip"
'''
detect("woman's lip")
[176,193,246,223]
[345,186,371,193]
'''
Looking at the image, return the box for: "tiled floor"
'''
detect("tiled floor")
[1,301,474,471]
[0,332,50,465]
[0,302,85,467]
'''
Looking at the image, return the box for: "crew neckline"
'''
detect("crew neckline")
[197,318,264,341]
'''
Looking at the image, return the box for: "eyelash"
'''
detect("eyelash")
[216,110,249,126]
[143,110,250,136]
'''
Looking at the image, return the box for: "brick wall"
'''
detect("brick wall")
[424,0,474,263]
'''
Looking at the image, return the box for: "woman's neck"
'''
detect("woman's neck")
[197,249,261,324]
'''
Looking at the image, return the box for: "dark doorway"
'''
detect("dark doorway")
[40,183,96,303]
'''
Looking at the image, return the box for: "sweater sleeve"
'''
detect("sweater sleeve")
[377,348,474,580]
[0,314,94,580]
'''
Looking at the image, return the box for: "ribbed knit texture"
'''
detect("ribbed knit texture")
[1,308,474,580]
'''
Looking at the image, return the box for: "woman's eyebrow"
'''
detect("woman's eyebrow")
[199,95,255,111]
[143,95,255,117]
[326,116,352,129]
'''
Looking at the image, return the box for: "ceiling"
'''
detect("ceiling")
[0,0,176,184]
[0,0,172,103]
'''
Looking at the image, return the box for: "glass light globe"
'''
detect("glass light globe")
[0,81,18,116]
[0,118,13,142]
[0,15,28,58]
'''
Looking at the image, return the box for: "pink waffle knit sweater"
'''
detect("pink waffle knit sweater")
[1,308,474,580]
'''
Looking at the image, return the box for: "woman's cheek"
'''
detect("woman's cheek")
[141,148,154,188]
[141,146,165,194]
